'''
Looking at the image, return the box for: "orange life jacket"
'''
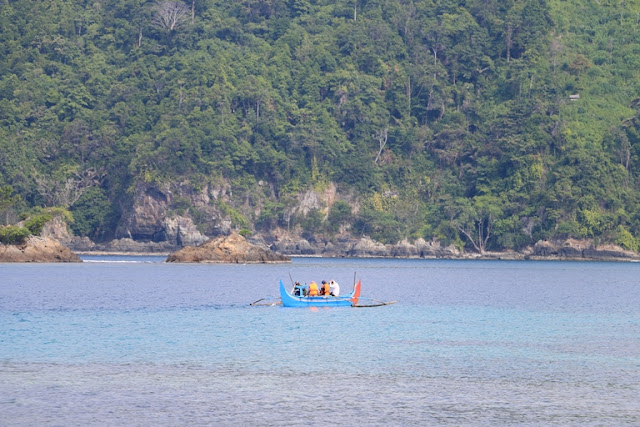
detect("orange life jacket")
[308,282,319,296]
[320,283,330,296]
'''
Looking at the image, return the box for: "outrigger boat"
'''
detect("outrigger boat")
[251,278,394,307]
[279,279,361,307]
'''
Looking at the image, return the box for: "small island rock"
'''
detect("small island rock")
[0,236,82,263]
[166,233,290,263]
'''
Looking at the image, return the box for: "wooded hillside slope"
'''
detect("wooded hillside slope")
[2,0,640,253]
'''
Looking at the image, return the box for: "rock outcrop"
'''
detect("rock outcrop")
[348,236,390,257]
[266,233,464,258]
[163,216,208,247]
[94,238,176,254]
[0,236,82,262]
[42,215,97,252]
[530,239,640,261]
[166,233,290,263]
[115,183,212,244]
[270,234,318,255]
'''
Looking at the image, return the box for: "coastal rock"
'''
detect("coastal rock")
[558,239,587,258]
[0,236,81,263]
[66,236,96,252]
[114,181,234,245]
[438,243,462,257]
[414,239,439,257]
[41,216,73,242]
[162,216,208,247]
[117,183,170,241]
[166,233,290,263]
[42,216,96,252]
[270,235,317,255]
[531,239,640,261]
[321,241,339,256]
[96,238,175,254]
[412,239,461,258]
[533,240,558,257]
[348,236,390,257]
[391,239,419,257]
[582,244,638,260]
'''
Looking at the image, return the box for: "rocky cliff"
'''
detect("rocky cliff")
[0,236,81,262]
[61,180,640,261]
[166,233,290,263]
[115,182,215,246]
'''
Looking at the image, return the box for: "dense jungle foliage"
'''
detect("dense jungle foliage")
[2,0,640,252]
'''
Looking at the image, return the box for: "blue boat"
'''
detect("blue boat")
[279,280,361,307]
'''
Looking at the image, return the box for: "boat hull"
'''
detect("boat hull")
[279,280,361,307]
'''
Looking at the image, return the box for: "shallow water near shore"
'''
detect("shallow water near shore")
[1,257,639,425]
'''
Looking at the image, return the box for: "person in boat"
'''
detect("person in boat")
[320,280,331,296]
[307,281,319,296]
[329,280,340,297]
[293,281,305,296]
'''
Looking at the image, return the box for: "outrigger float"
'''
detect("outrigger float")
[250,277,395,308]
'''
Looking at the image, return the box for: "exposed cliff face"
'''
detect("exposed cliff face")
[76,180,640,261]
[0,236,81,262]
[115,182,212,246]
[297,183,339,217]
[111,181,348,253]
[166,233,290,263]
[162,216,208,246]
[116,183,171,241]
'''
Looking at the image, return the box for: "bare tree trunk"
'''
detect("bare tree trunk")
[406,76,411,115]
[374,127,388,164]
[153,1,190,32]
[455,222,482,253]
[454,215,494,255]
[505,25,513,62]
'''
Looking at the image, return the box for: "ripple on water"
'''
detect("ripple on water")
[1,362,639,426]
[2,259,640,425]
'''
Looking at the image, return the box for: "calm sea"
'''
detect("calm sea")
[1,257,639,425]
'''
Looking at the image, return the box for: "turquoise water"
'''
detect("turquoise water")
[1,258,639,425]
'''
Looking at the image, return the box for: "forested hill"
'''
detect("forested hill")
[2,0,640,253]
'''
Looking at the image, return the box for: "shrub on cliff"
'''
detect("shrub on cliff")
[615,225,639,252]
[0,226,31,245]
[23,214,53,236]
[1,207,74,244]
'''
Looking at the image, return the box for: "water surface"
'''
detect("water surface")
[1,258,639,425]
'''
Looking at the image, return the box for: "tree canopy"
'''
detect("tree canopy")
[2,0,640,252]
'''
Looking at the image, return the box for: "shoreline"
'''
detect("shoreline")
[59,234,640,263]
[73,250,640,263]
[76,251,170,257]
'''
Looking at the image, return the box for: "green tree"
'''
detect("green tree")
[0,185,21,225]
[70,187,115,240]
[449,195,504,254]
[327,200,352,234]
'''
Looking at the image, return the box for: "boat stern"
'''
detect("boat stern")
[350,279,361,306]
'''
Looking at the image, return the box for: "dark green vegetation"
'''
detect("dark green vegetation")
[2,0,640,252]
[0,203,72,244]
